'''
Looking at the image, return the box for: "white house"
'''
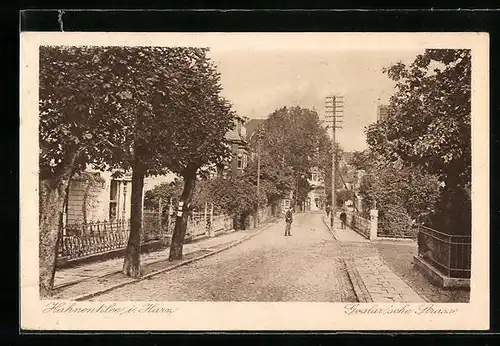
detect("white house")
[307,167,326,211]
[64,168,132,227]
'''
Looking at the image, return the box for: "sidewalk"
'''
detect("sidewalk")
[323,216,426,303]
[52,218,278,300]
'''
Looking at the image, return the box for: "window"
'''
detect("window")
[243,153,248,169]
[237,154,243,169]
[122,182,128,218]
[109,179,118,220]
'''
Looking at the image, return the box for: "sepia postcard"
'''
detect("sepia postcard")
[20,32,490,331]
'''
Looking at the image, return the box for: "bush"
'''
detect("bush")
[359,164,441,235]
[378,204,417,238]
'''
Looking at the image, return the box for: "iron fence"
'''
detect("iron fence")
[58,219,130,260]
[187,212,208,239]
[57,210,235,262]
[417,225,471,279]
[347,213,370,239]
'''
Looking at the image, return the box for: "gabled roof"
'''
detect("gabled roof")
[245,118,266,139]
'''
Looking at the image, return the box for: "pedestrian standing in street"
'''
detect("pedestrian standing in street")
[340,210,347,229]
[325,205,331,217]
[284,206,293,236]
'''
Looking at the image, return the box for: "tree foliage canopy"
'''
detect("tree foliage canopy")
[39,46,238,283]
[247,106,337,206]
[365,49,471,189]
[40,46,236,180]
[250,106,329,176]
[241,155,295,205]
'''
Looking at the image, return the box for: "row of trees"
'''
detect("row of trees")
[357,49,471,236]
[39,46,236,296]
[144,105,342,229]
[247,106,342,210]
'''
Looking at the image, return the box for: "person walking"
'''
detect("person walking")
[340,210,347,229]
[284,206,293,236]
[325,204,331,217]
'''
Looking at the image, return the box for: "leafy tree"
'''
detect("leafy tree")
[241,154,295,207]
[144,179,184,210]
[152,49,237,261]
[347,149,379,172]
[336,189,356,208]
[248,106,334,208]
[39,46,235,290]
[366,49,471,234]
[359,164,441,236]
[39,46,137,295]
[205,176,265,227]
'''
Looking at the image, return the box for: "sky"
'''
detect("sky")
[209,48,423,152]
[145,47,424,190]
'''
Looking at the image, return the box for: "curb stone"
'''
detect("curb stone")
[72,219,280,301]
[321,216,338,241]
[55,229,239,290]
[322,216,373,303]
[343,258,373,303]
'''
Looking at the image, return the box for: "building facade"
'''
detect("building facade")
[377,104,389,121]
[217,116,250,178]
[307,167,326,211]
[63,169,133,229]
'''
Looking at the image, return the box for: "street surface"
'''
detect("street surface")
[91,212,357,302]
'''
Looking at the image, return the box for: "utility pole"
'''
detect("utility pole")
[325,95,344,227]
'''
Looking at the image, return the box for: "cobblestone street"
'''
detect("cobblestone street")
[91,212,357,302]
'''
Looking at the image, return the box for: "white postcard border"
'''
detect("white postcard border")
[20,32,490,331]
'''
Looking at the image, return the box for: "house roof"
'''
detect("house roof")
[245,118,266,139]
[225,130,241,141]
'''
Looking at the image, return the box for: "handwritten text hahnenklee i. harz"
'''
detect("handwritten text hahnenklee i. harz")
[43,302,179,315]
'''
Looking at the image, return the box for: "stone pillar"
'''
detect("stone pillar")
[356,194,363,213]
[369,209,378,240]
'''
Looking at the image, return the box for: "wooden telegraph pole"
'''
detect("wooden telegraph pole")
[325,95,344,227]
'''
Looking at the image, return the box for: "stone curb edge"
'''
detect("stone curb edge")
[55,229,238,291]
[73,219,279,301]
[321,216,373,303]
[343,258,373,303]
[321,216,338,241]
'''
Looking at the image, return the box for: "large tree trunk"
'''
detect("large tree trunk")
[169,170,197,261]
[39,147,79,297]
[122,155,145,278]
[443,186,471,236]
[433,172,471,236]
